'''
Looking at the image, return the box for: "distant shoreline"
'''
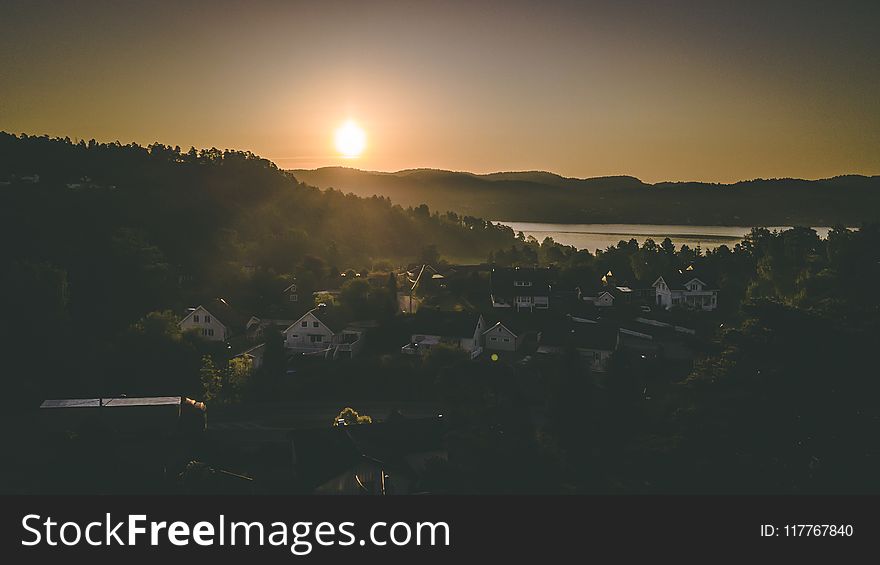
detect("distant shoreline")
[291,167,880,228]
[492,222,850,252]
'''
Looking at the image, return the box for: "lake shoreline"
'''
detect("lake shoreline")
[493,221,842,252]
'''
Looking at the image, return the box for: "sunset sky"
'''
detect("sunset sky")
[1,0,878,183]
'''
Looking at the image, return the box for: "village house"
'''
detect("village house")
[577,270,651,308]
[537,320,618,373]
[580,289,616,307]
[283,305,364,359]
[245,316,263,339]
[282,281,299,303]
[401,309,486,359]
[490,266,555,311]
[179,299,247,342]
[246,316,296,341]
[653,268,718,310]
[483,320,527,352]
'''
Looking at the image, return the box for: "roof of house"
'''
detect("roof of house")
[485,310,562,337]
[490,266,555,296]
[619,277,656,291]
[410,309,482,338]
[234,342,267,358]
[186,298,250,332]
[41,396,184,409]
[39,396,205,436]
[653,269,717,290]
[290,305,355,333]
[483,320,520,337]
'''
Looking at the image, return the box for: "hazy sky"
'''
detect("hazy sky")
[1,0,878,182]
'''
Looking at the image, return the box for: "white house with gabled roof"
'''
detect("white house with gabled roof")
[591,290,615,307]
[283,306,364,359]
[482,321,524,352]
[179,305,229,341]
[653,269,718,311]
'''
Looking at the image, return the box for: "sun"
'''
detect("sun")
[334,120,366,158]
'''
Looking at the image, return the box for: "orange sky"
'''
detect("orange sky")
[1,0,878,183]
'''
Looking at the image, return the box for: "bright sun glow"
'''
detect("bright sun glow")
[334,120,366,158]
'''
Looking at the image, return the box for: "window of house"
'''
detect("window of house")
[208,329,214,336]
[490,337,497,342]
[301,321,308,327]
[193,315,200,323]
[201,328,208,336]
[313,321,319,328]
[205,315,211,323]
[310,335,323,343]
[289,294,298,302]
[290,334,298,338]
[514,281,532,287]
[503,338,510,342]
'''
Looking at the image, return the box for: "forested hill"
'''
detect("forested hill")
[0,133,516,334]
[291,167,880,226]
[0,132,517,263]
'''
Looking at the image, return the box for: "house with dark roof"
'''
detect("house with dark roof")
[490,266,555,311]
[179,298,248,341]
[617,318,701,367]
[283,305,364,359]
[537,319,618,372]
[577,269,657,309]
[653,267,718,310]
[282,280,299,304]
[583,289,616,307]
[401,309,486,358]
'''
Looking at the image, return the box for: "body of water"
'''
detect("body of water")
[494,222,837,253]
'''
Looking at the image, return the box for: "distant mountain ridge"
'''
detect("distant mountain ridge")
[290,167,880,226]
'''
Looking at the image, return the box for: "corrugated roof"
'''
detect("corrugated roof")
[40,397,182,408]
[102,397,181,407]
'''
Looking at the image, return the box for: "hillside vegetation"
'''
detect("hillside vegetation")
[292,167,880,225]
[0,133,517,400]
